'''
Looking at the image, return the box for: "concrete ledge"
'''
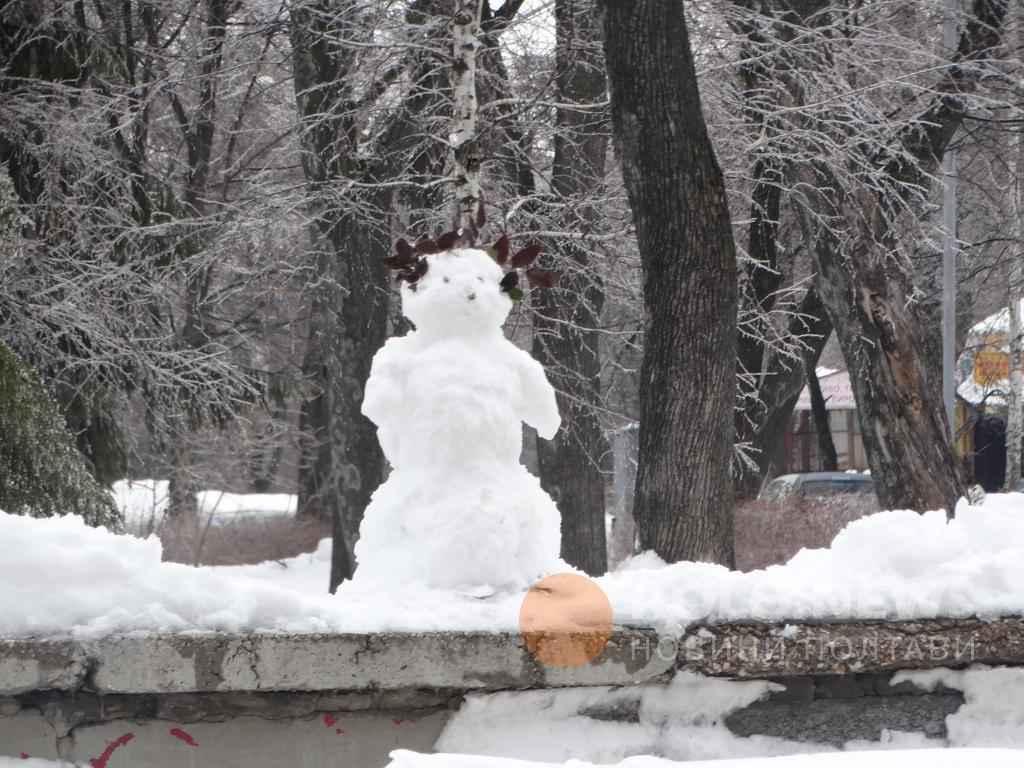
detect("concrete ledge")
[3,617,1020,697]
[678,617,1024,677]
[0,640,88,695]
[0,630,672,696]
[5,621,1024,766]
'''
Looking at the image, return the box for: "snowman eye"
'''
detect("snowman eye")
[477,277,484,283]
[443,277,450,284]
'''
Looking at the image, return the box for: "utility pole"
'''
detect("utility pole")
[941,0,959,440]
[1004,7,1024,491]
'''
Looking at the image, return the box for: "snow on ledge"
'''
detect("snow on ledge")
[386,749,1024,768]
[3,493,1024,637]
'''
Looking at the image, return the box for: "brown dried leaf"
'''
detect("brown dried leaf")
[493,234,510,265]
[525,268,558,289]
[395,238,415,261]
[437,229,461,251]
[510,243,542,269]
[415,237,440,255]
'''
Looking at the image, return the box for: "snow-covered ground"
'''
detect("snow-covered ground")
[112,479,297,534]
[385,749,1024,768]
[3,492,1024,637]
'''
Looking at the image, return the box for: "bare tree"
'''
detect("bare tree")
[713,0,1011,513]
[290,0,391,589]
[531,0,610,575]
[0,0,280,506]
[600,0,738,565]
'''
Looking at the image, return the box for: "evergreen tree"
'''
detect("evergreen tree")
[0,343,120,529]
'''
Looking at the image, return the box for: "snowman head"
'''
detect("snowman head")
[401,248,511,335]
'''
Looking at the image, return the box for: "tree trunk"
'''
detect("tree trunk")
[599,0,737,565]
[810,221,964,514]
[450,0,483,231]
[730,0,832,497]
[814,0,1008,513]
[290,1,390,590]
[297,220,389,589]
[804,359,838,472]
[531,0,609,576]
[736,288,834,499]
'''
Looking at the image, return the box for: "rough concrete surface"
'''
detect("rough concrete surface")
[678,618,1020,677]
[2,622,1019,766]
[1,630,669,696]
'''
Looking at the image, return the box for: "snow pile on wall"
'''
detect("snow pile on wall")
[387,749,1024,768]
[3,493,1024,637]
[600,491,1024,632]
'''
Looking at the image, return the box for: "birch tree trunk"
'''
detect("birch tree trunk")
[599,0,737,565]
[450,0,483,232]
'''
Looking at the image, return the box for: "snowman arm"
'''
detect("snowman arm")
[518,352,561,440]
[361,337,409,427]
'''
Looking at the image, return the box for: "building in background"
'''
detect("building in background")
[784,369,868,474]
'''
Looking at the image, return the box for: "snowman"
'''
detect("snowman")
[351,233,565,593]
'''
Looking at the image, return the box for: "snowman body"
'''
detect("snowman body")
[353,248,564,591]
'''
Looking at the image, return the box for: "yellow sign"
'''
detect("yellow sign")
[975,333,1010,385]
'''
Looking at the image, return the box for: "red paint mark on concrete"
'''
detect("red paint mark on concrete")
[392,718,409,726]
[323,713,337,728]
[19,753,29,760]
[90,733,134,768]
[170,727,199,747]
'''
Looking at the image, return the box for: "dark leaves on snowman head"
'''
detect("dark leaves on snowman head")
[393,257,429,285]
[436,229,461,251]
[384,238,417,270]
[526,268,558,289]
[510,243,542,269]
[396,238,415,261]
[387,239,430,285]
[499,270,519,294]
[415,237,440,255]
[489,233,510,266]
[389,231,558,303]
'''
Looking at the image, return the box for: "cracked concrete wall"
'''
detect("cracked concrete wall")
[1,701,449,767]
[4,621,1024,766]
[0,671,973,766]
